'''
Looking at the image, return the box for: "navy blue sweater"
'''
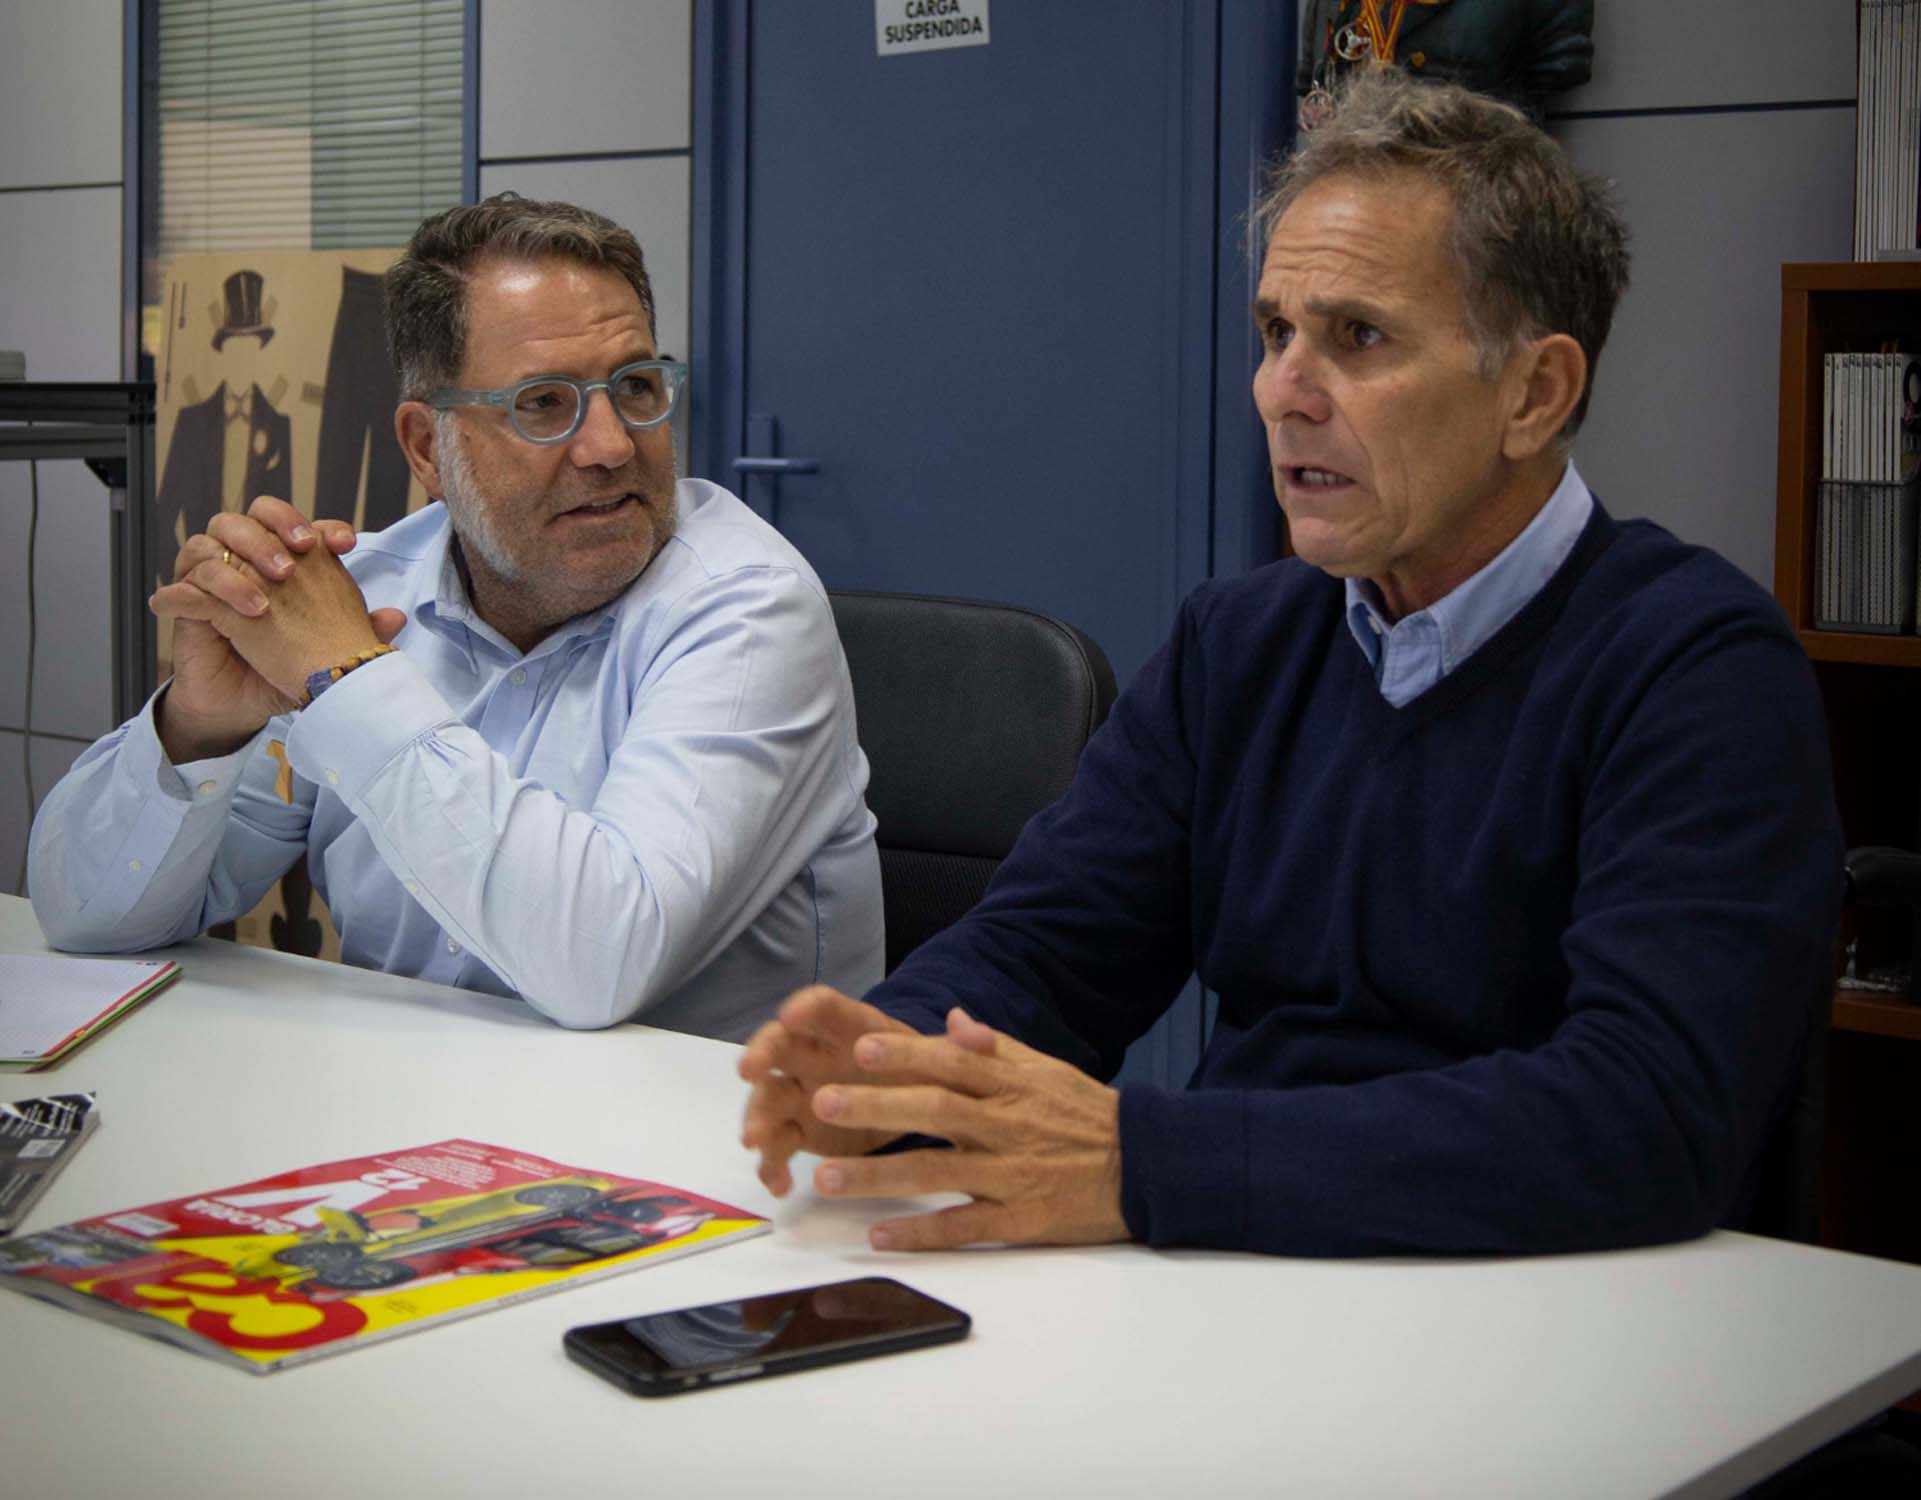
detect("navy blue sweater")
[867,506,1844,1255]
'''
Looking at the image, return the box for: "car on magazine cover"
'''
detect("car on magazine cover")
[232,1179,714,1292]
[0,1224,155,1273]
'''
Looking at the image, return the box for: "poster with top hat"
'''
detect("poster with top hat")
[153,249,433,575]
[152,249,436,961]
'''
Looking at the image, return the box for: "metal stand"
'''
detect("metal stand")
[0,383,157,726]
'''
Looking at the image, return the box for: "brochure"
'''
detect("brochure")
[0,1092,100,1234]
[0,956,181,1071]
[0,1138,769,1373]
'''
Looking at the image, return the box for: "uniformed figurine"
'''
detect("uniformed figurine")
[1296,1,1594,126]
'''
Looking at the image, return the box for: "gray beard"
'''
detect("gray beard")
[435,415,536,588]
[433,414,679,599]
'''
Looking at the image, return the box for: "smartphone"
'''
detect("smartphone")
[563,1276,970,1396]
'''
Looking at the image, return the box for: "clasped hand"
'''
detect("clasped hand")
[149,496,407,761]
[738,986,1127,1251]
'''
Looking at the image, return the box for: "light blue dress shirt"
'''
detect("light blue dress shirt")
[1344,462,1595,706]
[29,480,884,1039]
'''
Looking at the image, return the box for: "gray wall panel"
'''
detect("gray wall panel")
[0,187,122,381]
[0,181,122,887]
[0,0,123,189]
[479,156,691,363]
[1558,107,1856,586]
[0,732,90,902]
[0,460,115,742]
[480,0,691,159]
[1563,0,1855,114]
[0,2,124,913]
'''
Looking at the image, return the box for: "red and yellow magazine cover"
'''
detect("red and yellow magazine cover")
[0,1139,769,1372]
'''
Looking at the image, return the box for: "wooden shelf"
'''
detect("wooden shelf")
[1799,630,1921,666]
[1834,990,1921,1041]
[1790,261,1921,291]
[1778,265,1921,1268]
[1783,260,1921,294]
[1774,262,1921,633]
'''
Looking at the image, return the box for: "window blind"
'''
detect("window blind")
[156,0,464,255]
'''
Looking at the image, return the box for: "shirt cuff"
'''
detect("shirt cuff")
[1118,1084,1247,1249]
[131,681,263,803]
[282,651,455,801]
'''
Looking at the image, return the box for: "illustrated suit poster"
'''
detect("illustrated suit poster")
[153,250,434,962]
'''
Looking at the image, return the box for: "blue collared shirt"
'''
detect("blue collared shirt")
[1344,463,1594,706]
[29,480,884,1039]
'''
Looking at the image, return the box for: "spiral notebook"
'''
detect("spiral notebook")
[0,957,181,1071]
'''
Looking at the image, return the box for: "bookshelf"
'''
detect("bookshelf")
[1776,261,1921,1010]
[1774,260,1921,1267]
[1776,260,1921,651]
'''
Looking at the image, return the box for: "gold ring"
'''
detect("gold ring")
[222,547,235,568]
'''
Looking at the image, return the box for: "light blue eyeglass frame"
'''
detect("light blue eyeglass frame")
[426,358,689,444]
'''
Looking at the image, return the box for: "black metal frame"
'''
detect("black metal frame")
[0,383,157,726]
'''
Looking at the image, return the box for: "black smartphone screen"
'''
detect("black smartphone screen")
[564,1276,969,1395]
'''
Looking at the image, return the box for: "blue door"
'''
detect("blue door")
[692,0,1292,1085]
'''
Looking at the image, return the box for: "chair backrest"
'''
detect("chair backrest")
[1742,847,1912,1243]
[829,590,1117,974]
[1740,976,1832,1243]
[1741,845,1913,1244]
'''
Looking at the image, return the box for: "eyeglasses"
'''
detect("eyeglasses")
[427,359,688,444]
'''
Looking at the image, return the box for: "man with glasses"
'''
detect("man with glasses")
[30,194,883,1039]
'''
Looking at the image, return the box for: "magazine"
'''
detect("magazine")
[0,1138,769,1373]
[0,1092,100,1234]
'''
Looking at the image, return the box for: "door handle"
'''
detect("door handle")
[736,414,817,521]
[731,456,820,474]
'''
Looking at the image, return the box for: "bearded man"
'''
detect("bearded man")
[31,194,883,1039]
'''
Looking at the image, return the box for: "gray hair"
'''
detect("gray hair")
[384,192,657,401]
[1258,71,1629,434]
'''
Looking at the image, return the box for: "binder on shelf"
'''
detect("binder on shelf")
[1816,477,1918,633]
[1856,1,1921,262]
[1815,347,1920,633]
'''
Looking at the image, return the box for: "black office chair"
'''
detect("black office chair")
[828,590,1117,974]
[1837,844,1921,1001]
[1741,977,1831,1243]
[1744,844,1904,1244]
[1746,856,1921,1500]
[1747,851,1921,1493]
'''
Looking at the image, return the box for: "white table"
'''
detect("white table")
[2,896,1919,1499]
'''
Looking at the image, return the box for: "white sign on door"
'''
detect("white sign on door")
[876,0,990,57]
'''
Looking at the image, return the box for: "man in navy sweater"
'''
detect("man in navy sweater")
[739,72,1843,1256]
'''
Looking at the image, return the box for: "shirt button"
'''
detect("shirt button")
[324,769,340,785]
[128,858,143,872]
[446,937,461,954]
[196,780,218,796]
[405,880,419,895]
[1369,616,1386,635]
[510,668,527,686]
